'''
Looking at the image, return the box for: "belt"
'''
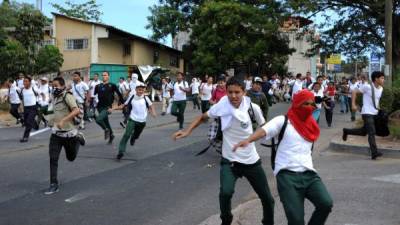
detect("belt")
[279,169,315,175]
[220,158,261,168]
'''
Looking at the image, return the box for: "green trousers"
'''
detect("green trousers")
[220,158,274,225]
[276,170,333,225]
[95,108,112,133]
[118,119,146,154]
[171,100,186,128]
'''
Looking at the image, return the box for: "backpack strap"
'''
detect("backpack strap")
[369,82,379,110]
[128,95,150,110]
[248,103,257,124]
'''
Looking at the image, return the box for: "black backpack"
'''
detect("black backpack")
[261,115,288,170]
[196,103,257,156]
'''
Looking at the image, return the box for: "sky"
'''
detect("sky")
[13,0,171,45]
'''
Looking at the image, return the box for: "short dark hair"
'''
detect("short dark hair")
[177,72,184,76]
[103,71,110,75]
[226,77,245,90]
[316,75,323,80]
[371,71,384,82]
[296,73,302,79]
[73,71,81,77]
[24,76,32,82]
[53,77,65,86]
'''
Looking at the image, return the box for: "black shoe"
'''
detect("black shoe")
[104,129,110,140]
[161,112,166,116]
[342,129,347,141]
[76,132,86,146]
[351,117,355,122]
[44,183,59,195]
[16,119,20,125]
[371,152,383,160]
[19,137,28,143]
[130,136,136,146]
[116,153,124,160]
[108,134,115,144]
[120,121,126,128]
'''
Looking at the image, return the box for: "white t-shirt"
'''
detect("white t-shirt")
[72,81,89,104]
[17,79,24,89]
[22,86,39,107]
[292,79,304,97]
[313,89,324,109]
[348,82,358,97]
[207,97,265,164]
[7,84,21,104]
[118,81,130,96]
[190,81,200,94]
[125,95,152,123]
[89,80,101,98]
[161,82,172,98]
[262,115,315,175]
[244,80,252,91]
[129,80,141,96]
[173,81,189,101]
[38,84,51,106]
[200,83,213,101]
[359,84,383,115]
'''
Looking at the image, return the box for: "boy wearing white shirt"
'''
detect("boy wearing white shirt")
[190,77,201,110]
[114,83,156,160]
[37,77,51,128]
[200,76,214,113]
[234,90,333,225]
[171,72,190,129]
[88,74,101,120]
[347,77,358,121]
[173,78,274,225]
[161,77,172,115]
[343,71,385,160]
[5,79,23,125]
[20,76,40,142]
[72,72,89,129]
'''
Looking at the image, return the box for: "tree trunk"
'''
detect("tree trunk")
[393,15,400,82]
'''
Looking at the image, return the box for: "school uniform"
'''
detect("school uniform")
[161,82,172,113]
[200,83,213,113]
[37,84,51,127]
[21,86,39,140]
[72,81,89,128]
[118,95,152,154]
[171,81,189,129]
[262,116,333,225]
[207,96,274,225]
[7,83,22,122]
[190,81,200,110]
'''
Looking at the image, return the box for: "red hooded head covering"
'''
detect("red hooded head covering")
[287,90,320,142]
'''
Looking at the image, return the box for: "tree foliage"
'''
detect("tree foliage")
[0,40,29,82]
[147,0,294,75]
[35,45,64,74]
[51,0,103,22]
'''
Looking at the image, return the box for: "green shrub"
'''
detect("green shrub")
[392,88,400,112]
[381,88,394,112]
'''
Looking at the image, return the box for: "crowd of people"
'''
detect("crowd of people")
[1,69,386,225]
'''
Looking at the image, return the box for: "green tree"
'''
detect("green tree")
[147,0,294,75]
[285,0,400,79]
[51,0,103,22]
[35,45,64,74]
[0,39,29,82]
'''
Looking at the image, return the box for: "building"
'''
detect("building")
[50,13,184,82]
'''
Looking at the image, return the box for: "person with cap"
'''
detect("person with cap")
[118,77,131,128]
[209,75,227,105]
[71,72,89,130]
[19,76,40,142]
[94,71,124,144]
[173,77,273,225]
[234,89,333,225]
[171,72,190,130]
[247,76,269,122]
[36,77,52,128]
[113,82,156,160]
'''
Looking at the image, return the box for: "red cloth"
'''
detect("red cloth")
[326,85,336,97]
[211,86,226,103]
[287,90,320,142]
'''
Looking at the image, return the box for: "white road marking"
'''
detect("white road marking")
[372,173,400,184]
[29,127,51,137]
[65,192,91,203]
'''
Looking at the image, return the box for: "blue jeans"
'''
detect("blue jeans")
[339,95,348,112]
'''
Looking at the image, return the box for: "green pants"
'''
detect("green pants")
[276,170,333,225]
[36,105,48,125]
[171,100,186,128]
[220,158,274,225]
[95,108,112,133]
[118,119,146,154]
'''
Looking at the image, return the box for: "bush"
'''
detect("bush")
[381,88,394,113]
[392,88,400,112]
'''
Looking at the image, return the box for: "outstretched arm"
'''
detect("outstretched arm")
[233,128,267,152]
[172,113,209,140]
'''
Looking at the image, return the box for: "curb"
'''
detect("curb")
[329,138,400,158]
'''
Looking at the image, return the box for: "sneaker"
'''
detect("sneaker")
[342,129,347,142]
[104,129,110,140]
[120,121,126,128]
[19,137,28,143]
[130,136,136,146]
[371,152,383,160]
[76,132,86,146]
[116,153,124,160]
[108,134,115,144]
[44,183,59,195]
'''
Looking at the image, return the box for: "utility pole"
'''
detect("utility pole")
[385,0,393,87]
[36,0,42,12]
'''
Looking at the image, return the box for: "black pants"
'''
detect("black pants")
[324,102,334,126]
[49,134,80,184]
[201,100,210,113]
[344,114,378,155]
[192,94,200,109]
[23,105,38,138]
[10,103,21,121]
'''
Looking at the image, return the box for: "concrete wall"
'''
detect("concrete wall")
[54,16,92,71]
[98,39,124,64]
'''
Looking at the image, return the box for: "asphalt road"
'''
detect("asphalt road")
[0,101,290,225]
